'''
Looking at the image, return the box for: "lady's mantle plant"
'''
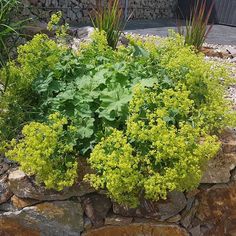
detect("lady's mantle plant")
[6,113,78,190]
[1,13,235,203]
[85,85,220,207]
[85,35,236,207]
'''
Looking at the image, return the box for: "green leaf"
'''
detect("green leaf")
[75,69,108,98]
[74,102,93,118]
[34,75,53,93]
[98,84,132,121]
[139,77,158,88]
[56,89,75,101]
[161,76,174,88]
[76,117,95,139]
[132,44,150,58]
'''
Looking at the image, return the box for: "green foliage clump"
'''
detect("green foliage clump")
[1,29,159,190]
[86,129,142,206]
[1,23,235,196]
[86,85,221,207]
[0,33,65,142]
[6,112,78,190]
[156,33,236,132]
[31,31,163,154]
[85,33,236,207]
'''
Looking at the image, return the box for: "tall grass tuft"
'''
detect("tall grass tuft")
[0,0,27,92]
[0,0,20,65]
[177,0,215,50]
[91,0,131,49]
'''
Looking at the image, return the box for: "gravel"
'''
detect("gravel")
[204,44,236,107]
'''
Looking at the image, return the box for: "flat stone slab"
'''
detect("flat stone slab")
[105,215,133,226]
[201,129,236,184]
[0,174,13,204]
[83,223,188,236]
[113,191,187,221]
[82,193,112,227]
[201,153,236,184]
[196,182,236,235]
[0,201,84,236]
[8,169,94,201]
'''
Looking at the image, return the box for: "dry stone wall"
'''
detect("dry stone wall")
[128,0,177,20]
[1,128,236,235]
[20,0,178,24]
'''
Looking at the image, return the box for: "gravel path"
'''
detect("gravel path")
[125,20,236,45]
[203,44,236,106]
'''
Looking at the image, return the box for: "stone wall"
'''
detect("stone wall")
[20,0,178,24]
[128,0,177,20]
[1,128,236,235]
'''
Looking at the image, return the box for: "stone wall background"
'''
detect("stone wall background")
[19,0,178,24]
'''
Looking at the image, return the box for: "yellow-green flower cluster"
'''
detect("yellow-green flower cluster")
[86,83,221,207]
[6,113,78,191]
[17,34,65,84]
[85,129,142,207]
[47,11,69,38]
[0,32,65,143]
[153,33,236,132]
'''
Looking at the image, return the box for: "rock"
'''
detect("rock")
[84,217,92,231]
[196,182,236,235]
[113,191,187,221]
[0,202,17,212]
[28,0,39,5]
[133,217,160,224]
[227,216,236,236]
[105,215,133,226]
[70,26,94,51]
[24,22,53,37]
[119,35,130,47]
[180,200,197,229]
[200,224,215,235]
[71,26,94,39]
[11,195,40,209]
[8,169,95,201]
[201,46,231,59]
[0,161,10,175]
[83,223,188,236]
[201,153,236,184]
[189,225,201,236]
[3,156,15,165]
[0,175,13,204]
[221,129,236,153]
[227,48,236,58]
[197,184,228,221]
[186,189,200,199]
[82,193,112,227]
[167,214,181,223]
[15,0,177,24]
[0,201,84,236]
[0,218,40,236]
[201,127,236,184]
[0,153,15,168]
[230,167,236,181]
